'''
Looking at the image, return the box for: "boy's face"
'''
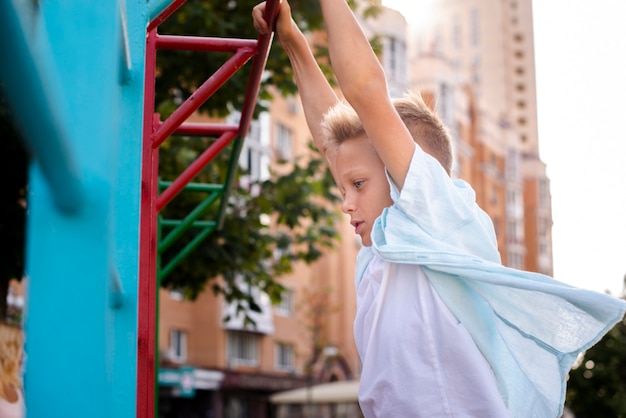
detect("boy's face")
[333,135,392,247]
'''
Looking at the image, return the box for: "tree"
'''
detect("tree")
[565,285,626,417]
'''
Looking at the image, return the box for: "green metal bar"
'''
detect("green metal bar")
[216,136,245,229]
[159,225,217,279]
[159,219,216,228]
[157,189,223,254]
[158,180,224,193]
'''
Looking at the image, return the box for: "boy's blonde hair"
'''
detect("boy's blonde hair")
[321,92,453,175]
[0,322,24,399]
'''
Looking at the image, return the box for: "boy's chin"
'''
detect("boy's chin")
[356,234,371,247]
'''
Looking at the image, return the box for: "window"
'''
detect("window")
[222,275,275,334]
[490,184,498,205]
[473,72,481,85]
[227,331,259,367]
[507,251,524,270]
[470,9,480,47]
[169,290,184,301]
[169,329,187,363]
[506,148,519,179]
[539,179,550,208]
[275,288,294,317]
[507,189,524,219]
[538,217,548,236]
[384,36,406,84]
[438,83,454,129]
[471,55,481,86]
[275,342,295,371]
[240,112,271,182]
[507,220,519,243]
[506,189,516,210]
[433,26,443,55]
[452,15,461,50]
[388,37,397,73]
[276,123,293,160]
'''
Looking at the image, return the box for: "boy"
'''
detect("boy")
[253,1,626,417]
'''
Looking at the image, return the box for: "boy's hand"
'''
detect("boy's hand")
[252,1,294,44]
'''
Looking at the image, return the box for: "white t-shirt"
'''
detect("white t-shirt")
[354,144,626,418]
[354,255,510,417]
[0,388,25,418]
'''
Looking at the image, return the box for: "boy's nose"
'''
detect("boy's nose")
[341,196,355,214]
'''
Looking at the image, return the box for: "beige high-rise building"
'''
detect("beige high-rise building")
[405,0,553,274]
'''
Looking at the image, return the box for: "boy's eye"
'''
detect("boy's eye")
[354,180,364,188]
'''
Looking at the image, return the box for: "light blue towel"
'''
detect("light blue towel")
[357,145,626,418]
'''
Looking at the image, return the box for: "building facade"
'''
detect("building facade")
[406,0,553,273]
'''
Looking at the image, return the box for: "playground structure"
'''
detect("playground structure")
[0,0,280,416]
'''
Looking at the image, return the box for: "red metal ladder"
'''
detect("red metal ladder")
[137,1,281,415]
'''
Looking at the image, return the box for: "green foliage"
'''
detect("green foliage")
[158,136,341,323]
[566,312,626,417]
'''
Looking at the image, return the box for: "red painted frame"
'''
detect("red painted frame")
[137,1,281,416]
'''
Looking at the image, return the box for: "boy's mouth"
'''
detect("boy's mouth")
[351,221,364,235]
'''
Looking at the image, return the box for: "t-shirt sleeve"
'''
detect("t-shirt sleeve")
[383,144,501,263]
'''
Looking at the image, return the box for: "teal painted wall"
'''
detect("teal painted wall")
[0,0,149,416]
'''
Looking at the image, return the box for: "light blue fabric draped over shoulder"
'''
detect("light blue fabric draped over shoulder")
[357,144,626,418]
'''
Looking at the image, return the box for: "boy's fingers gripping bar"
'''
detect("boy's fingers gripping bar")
[264,0,282,32]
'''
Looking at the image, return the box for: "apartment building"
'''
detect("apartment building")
[157,1,553,416]
[406,0,553,273]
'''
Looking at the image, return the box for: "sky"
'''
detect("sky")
[383,0,626,296]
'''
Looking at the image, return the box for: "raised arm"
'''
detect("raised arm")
[253,1,338,159]
[318,0,415,189]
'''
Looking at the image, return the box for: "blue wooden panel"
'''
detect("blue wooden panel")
[0,0,149,416]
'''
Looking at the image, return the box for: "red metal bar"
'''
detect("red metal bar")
[137,28,159,418]
[172,122,238,136]
[156,34,257,52]
[237,0,281,137]
[156,130,237,212]
[151,47,255,148]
